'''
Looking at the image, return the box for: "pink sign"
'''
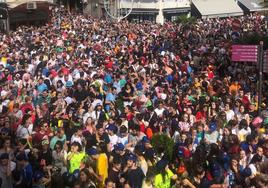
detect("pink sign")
[264,51,268,73]
[231,45,258,62]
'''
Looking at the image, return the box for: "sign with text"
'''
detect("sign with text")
[231,45,258,63]
[264,50,268,73]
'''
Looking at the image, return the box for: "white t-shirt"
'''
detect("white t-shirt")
[225,110,235,122]
[16,124,33,139]
[118,135,129,146]
[71,134,82,145]
[108,134,119,151]
[154,108,165,117]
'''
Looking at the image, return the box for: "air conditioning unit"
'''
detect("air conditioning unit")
[27,2,37,10]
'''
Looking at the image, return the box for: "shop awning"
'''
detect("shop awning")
[163,7,190,14]
[238,0,268,12]
[192,0,243,18]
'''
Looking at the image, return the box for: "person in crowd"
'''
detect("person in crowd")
[0,6,267,188]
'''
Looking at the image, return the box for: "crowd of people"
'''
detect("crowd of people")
[0,7,268,188]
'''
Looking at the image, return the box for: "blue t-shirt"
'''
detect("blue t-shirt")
[21,163,33,188]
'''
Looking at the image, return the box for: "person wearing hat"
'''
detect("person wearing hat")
[109,143,129,169]
[87,142,108,188]
[154,159,177,188]
[204,122,219,144]
[0,153,16,188]
[122,153,145,188]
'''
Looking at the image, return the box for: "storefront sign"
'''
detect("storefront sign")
[231,45,258,62]
[264,50,268,73]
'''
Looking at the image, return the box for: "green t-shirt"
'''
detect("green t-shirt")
[154,169,174,188]
[68,152,86,173]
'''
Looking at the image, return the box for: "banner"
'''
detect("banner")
[264,50,268,73]
[231,45,258,63]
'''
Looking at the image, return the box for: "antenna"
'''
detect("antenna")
[103,0,134,22]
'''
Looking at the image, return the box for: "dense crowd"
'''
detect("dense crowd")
[0,7,268,188]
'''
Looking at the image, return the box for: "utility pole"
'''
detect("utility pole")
[258,41,264,116]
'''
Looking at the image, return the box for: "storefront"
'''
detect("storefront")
[127,8,158,23]
[8,1,54,30]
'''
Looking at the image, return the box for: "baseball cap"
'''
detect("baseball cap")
[0,153,9,160]
[86,148,98,156]
[127,154,137,162]
[106,124,118,133]
[114,143,124,151]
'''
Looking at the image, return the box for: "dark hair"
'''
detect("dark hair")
[105,178,114,185]
[119,126,127,134]
[21,114,32,126]
[55,141,63,150]
[80,168,90,182]
[71,142,82,152]
[113,157,122,165]
[194,165,205,176]
[239,119,248,130]
[227,119,237,128]
[98,141,107,153]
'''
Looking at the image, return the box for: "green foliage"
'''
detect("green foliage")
[174,15,196,25]
[237,33,268,50]
[151,134,175,160]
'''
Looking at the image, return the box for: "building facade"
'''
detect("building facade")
[84,0,191,24]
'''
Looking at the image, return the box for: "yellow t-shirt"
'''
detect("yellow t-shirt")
[154,169,174,188]
[97,153,108,188]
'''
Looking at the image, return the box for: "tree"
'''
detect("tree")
[174,15,196,25]
[151,134,175,160]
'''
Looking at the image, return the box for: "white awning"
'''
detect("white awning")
[192,0,243,18]
[238,0,268,12]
